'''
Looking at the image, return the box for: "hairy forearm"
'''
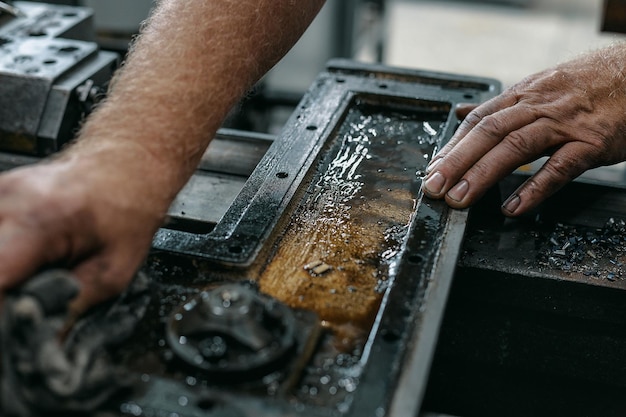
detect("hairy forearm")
[68,0,324,209]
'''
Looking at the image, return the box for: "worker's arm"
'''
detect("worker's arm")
[422,42,626,216]
[0,0,325,313]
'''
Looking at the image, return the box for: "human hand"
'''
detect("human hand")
[422,43,626,216]
[0,148,169,316]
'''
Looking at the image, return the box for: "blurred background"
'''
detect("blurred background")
[38,0,624,90]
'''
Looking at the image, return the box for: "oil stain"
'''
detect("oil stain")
[259,98,446,342]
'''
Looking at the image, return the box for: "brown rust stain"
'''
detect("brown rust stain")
[260,188,413,328]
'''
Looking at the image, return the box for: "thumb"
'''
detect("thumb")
[0,222,50,293]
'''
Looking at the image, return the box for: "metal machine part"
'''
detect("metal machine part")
[0,1,117,155]
[166,129,275,233]
[166,284,297,381]
[138,61,499,417]
[0,58,500,415]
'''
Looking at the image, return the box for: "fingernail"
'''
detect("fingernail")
[446,179,469,202]
[425,157,442,174]
[502,194,521,214]
[423,171,446,195]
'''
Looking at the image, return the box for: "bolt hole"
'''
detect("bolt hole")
[28,31,46,37]
[463,93,474,100]
[228,246,243,254]
[43,59,56,65]
[197,398,216,411]
[336,77,346,83]
[276,172,289,179]
[379,83,388,89]
[63,12,78,18]
[58,46,79,54]
[306,125,317,131]
[381,329,401,342]
[408,254,424,264]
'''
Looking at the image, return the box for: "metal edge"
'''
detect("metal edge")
[386,208,469,417]
[152,73,352,265]
[326,58,502,93]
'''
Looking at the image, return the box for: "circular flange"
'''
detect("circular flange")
[166,283,296,381]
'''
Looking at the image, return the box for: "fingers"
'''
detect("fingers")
[500,142,596,215]
[422,100,602,216]
[0,217,134,316]
[69,247,145,316]
[439,120,557,208]
[423,104,541,199]
[433,92,519,161]
[0,222,49,292]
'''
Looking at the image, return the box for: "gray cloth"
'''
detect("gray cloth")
[1,269,151,416]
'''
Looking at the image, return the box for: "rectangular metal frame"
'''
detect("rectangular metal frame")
[153,59,500,267]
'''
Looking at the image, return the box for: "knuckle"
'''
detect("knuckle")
[474,114,506,138]
[462,110,484,128]
[586,132,613,156]
[543,153,585,184]
[468,159,492,180]
[501,130,538,156]
[439,150,467,175]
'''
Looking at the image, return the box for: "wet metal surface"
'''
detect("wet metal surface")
[259,98,445,330]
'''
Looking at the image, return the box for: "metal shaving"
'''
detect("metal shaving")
[539,218,626,280]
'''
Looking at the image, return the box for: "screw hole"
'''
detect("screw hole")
[228,246,243,254]
[336,77,346,83]
[306,125,317,131]
[276,172,289,179]
[463,93,474,100]
[379,83,388,89]
[408,254,424,264]
[197,398,216,411]
[381,328,401,342]
[58,46,79,54]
